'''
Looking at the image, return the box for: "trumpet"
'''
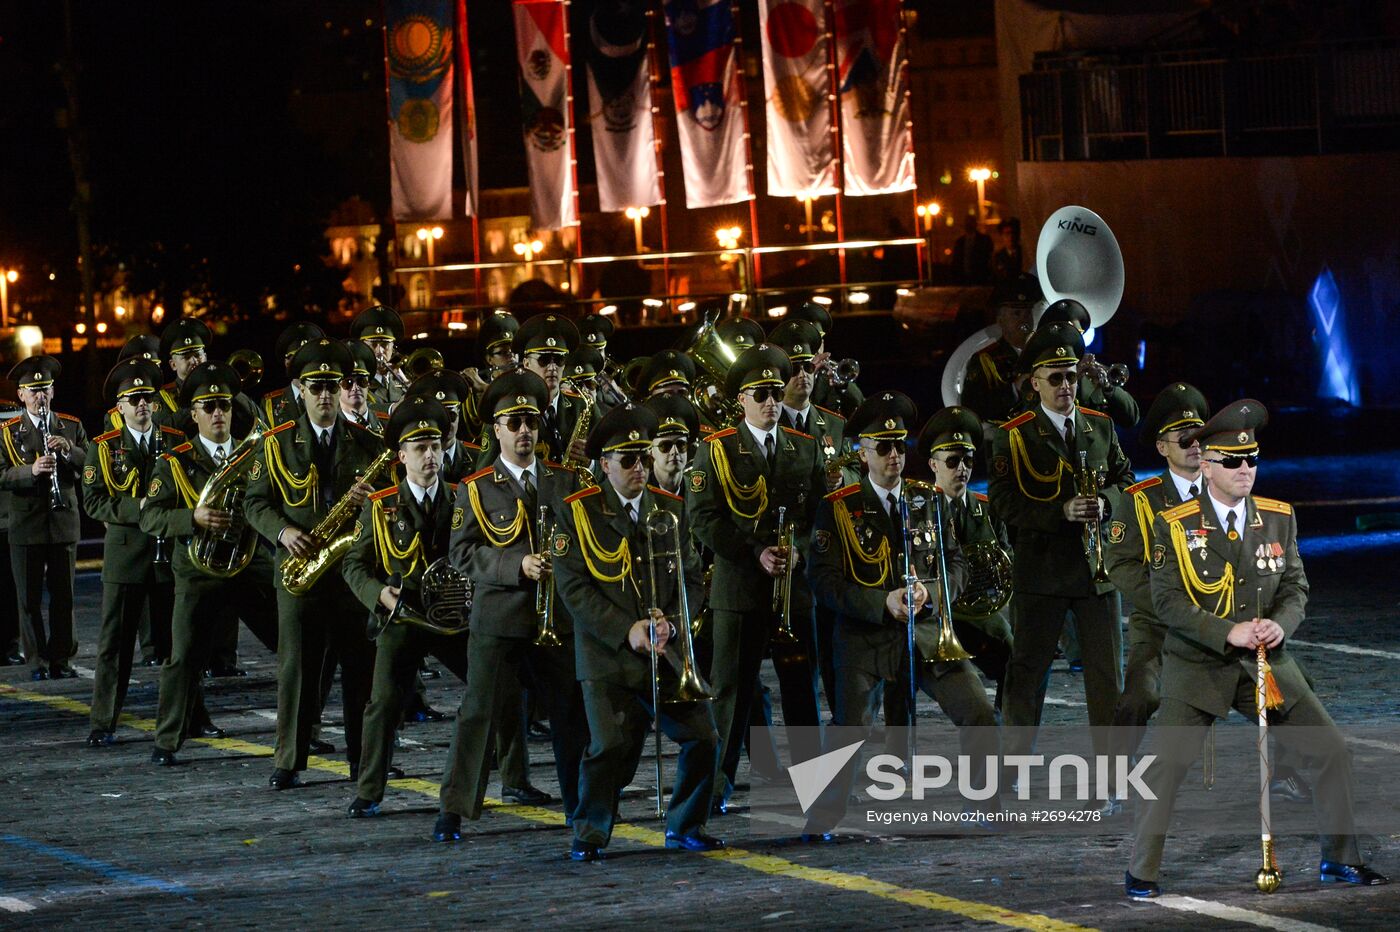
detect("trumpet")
[533,505,562,647]
[1077,450,1111,583]
[1079,353,1129,389]
[771,506,800,649]
[35,395,67,511]
[819,357,861,388]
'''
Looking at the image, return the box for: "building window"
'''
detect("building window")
[410,274,429,309]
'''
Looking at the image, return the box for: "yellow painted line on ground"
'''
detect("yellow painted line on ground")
[1,683,1093,931]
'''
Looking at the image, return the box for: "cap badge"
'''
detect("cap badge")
[1238,431,1249,443]
[210,384,222,394]
[1055,346,1066,356]
[435,391,446,400]
[628,430,641,441]
[516,395,527,405]
[762,369,773,379]
[319,363,330,372]
[374,326,386,335]
[183,337,193,345]
[669,369,678,378]
[952,431,963,441]
[1182,410,1194,419]
[546,337,557,347]
[884,419,896,429]
[792,344,801,353]
[418,420,429,430]
[134,378,144,387]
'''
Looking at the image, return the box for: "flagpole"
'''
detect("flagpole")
[824,0,847,294]
[645,3,671,293]
[732,0,761,295]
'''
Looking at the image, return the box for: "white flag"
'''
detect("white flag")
[387,0,456,221]
[586,2,661,214]
[515,0,579,230]
[835,0,915,196]
[759,0,836,198]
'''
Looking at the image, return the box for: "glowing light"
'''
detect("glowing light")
[152,304,166,324]
[767,305,789,318]
[968,168,992,182]
[915,202,941,218]
[17,325,42,349]
[4,270,15,284]
[75,322,86,334]
[677,301,696,312]
[848,291,870,305]
[642,298,664,308]
[896,288,913,297]
[417,226,444,241]
[447,321,468,331]
[412,331,430,340]
[714,226,742,250]
[48,273,56,281]
[96,322,108,333]
[811,295,832,306]
[114,305,126,318]
[1309,266,1359,405]
[624,206,650,220]
[598,304,618,316]
[730,293,747,304]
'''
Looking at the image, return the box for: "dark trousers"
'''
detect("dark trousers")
[90,574,173,734]
[1002,590,1121,757]
[1111,615,1166,763]
[139,569,175,663]
[439,631,587,820]
[275,582,375,772]
[573,678,719,847]
[1129,688,1361,881]
[357,623,469,803]
[11,541,76,672]
[0,530,21,656]
[710,605,822,800]
[155,567,277,752]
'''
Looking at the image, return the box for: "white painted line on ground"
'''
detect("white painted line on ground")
[69,664,96,680]
[0,897,35,913]
[1350,736,1400,754]
[1151,894,1339,932]
[1289,639,1400,662]
[250,710,277,722]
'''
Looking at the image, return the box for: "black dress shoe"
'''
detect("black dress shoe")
[527,722,552,741]
[2,650,24,666]
[1319,861,1389,885]
[710,797,731,817]
[387,765,405,780]
[1271,771,1313,804]
[419,660,441,680]
[348,798,381,818]
[432,812,462,842]
[407,705,446,723]
[30,668,48,681]
[799,832,837,845]
[269,768,301,790]
[665,830,725,852]
[188,722,226,739]
[1124,871,1161,898]
[86,731,114,748]
[142,658,162,668]
[569,839,603,862]
[308,738,336,755]
[49,665,78,679]
[207,665,247,678]
[151,748,177,767]
[502,784,553,804]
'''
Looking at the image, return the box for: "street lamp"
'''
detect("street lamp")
[514,238,545,276]
[0,269,17,327]
[797,195,818,243]
[416,226,444,305]
[714,226,742,252]
[968,168,992,228]
[624,206,650,253]
[916,202,942,279]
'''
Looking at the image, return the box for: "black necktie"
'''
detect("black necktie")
[1189,483,1199,498]
[315,430,335,508]
[795,413,807,435]
[1063,418,1075,452]
[626,501,637,524]
[764,433,776,469]
[138,436,148,455]
[521,469,537,513]
[888,493,904,541]
[543,405,558,449]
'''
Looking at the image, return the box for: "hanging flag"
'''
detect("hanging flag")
[664,0,753,209]
[585,1,661,214]
[456,0,479,217]
[834,0,915,196]
[515,0,579,230]
[759,0,836,198]
[387,0,456,221]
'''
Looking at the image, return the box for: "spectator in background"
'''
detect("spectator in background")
[991,219,1023,282]
[951,215,993,285]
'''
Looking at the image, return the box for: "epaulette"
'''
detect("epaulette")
[1159,500,1201,524]
[648,484,682,501]
[94,428,122,443]
[263,387,285,399]
[826,482,861,502]
[462,440,482,451]
[1077,406,1110,419]
[781,426,815,440]
[162,381,177,391]
[57,412,80,423]
[159,425,185,437]
[544,460,565,471]
[1125,476,1163,495]
[1254,496,1293,516]
[171,442,194,454]
[264,421,297,437]
[564,485,601,504]
[972,491,989,502]
[561,386,582,398]
[345,417,374,434]
[1001,411,1035,431]
[461,465,494,485]
[374,410,389,421]
[369,486,399,502]
[1,416,22,430]
[813,404,845,421]
[706,427,737,441]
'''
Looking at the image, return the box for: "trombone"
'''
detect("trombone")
[898,493,972,724]
[533,505,562,646]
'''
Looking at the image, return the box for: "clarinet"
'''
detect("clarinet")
[35,396,67,511]
[150,428,170,564]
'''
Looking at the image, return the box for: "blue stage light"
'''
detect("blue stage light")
[1309,267,1359,405]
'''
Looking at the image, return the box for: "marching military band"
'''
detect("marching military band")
[4,290,1387,893]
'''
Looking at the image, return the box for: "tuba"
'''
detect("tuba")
[678,307,743,427]
[281,447,398,594]
[189,427,264,577]
[368,559,472,639]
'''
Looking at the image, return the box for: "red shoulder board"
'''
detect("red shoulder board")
[564,485,601,505]
[813,405,845,421]
[94,428,122,443]
[781,426,815,440]
[544,460,565,470]
[648,484,682,502]
[1077,406,1110,419]
[171,442,194,454]
[369,486,398,502]
[1125,476,1163,495]
[461,440,482,451]
[1254,496,1293,516]
[706,427,738,441]
[262,388,285,399]
[1001,411,1035,431]
[345,418,375,435]
[264,421,297,436]
[159,425,186,437]
[374,410,390,421]
[972,491,989,502]
[825,482,862,502]
[461,466,494,485]
[57,412,81,423]
[561,387,582,398]
[1,416,22,429]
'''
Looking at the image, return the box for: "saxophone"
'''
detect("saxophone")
[189,427,264,577]
[281,447,397,595]
[560,378,597,487]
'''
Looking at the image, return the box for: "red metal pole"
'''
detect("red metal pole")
[732,0,760,292]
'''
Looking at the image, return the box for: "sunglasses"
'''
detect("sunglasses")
[340,375,370,389]
[654,439,685,454]
[1207,453,1259,470]
[1040,370,1079,387]
[611,451,654,470]
[195,399,232,414]
[531,352,567,368]
[864,439,906,457]
[938,452,975,469]
[745,387,782,403]
[303,380,340,396]
[498,414,539,433]
[793,361,816,375]
[124,392,157,406]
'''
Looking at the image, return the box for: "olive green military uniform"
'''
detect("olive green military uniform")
[554,479,717,846]
[0,380,88,678]
[82,421,185,737]
[352,305,408,407]
[961,338,1021,431]
[944,488,1015,703]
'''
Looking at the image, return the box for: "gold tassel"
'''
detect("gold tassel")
[1258,647,1285,710]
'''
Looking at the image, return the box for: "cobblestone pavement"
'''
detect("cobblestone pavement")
[2,521,1397,930]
